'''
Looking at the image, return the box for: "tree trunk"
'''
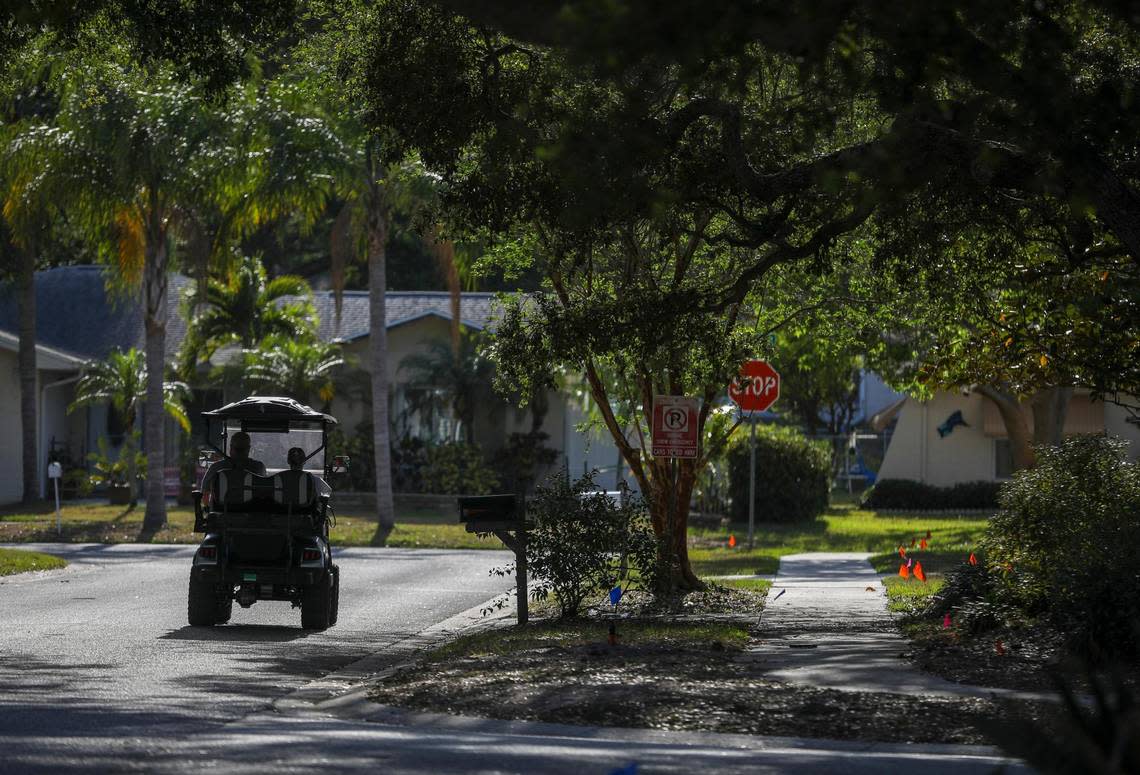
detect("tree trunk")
[975,385,1035,470]
[640,451,703,593]
[368,207,396,537]
[1031,386,1073,447]
[142,232,169,532]
[17,245,38,504]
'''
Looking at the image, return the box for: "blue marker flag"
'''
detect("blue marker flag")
[609,586,623,606]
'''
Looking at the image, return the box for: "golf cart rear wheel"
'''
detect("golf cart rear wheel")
[330,565,340,626]
[215,592,233,624]
[300,573,332,630]
[188,576,217,626]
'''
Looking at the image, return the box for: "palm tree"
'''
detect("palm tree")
[328,136,437,536]
[178,255,317,379]
[68,348,190,507]
[242,336,345,407]
[1,54,67,503]
[51,63,245,531]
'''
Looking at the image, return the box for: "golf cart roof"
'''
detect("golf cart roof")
[202,396,337,425]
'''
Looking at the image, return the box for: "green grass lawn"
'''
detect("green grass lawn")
[0,547,67,576]
[690,503,989,579]
[0,499,991,578]
[0,500,490,549]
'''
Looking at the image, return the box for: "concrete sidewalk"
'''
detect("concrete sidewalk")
[745,552,1056,702]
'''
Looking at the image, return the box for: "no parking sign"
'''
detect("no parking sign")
[651,396,699,459]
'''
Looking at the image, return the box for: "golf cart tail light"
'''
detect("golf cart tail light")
[302,548,321,563]
[198,546,217,561]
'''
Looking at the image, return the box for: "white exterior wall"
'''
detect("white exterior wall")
[1106,401,1140,460]
[877,392,996,486]
[879,390,1140,485]
[0,349,24,503]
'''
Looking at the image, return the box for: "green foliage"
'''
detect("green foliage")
[240,336,345,407]
[861,480,1001,511]
[68,347,190,432]
[420,442,499,495]
[329,422,377,492]
[515,471,660,618]
[179,254,318,377]
[727,425,830,523]
[87,434,145,489]
[492,431,559,495]
[981,435,1140,659]
[774,329,863,436]
[63,467,93,498]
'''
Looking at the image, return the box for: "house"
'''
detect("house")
[0,329,87,502]
[0,266,622,503]
[0,266,191,500]
[876,389,1140,486]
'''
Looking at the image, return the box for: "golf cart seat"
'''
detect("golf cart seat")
[272,470,317,510]
[213,466,255,508]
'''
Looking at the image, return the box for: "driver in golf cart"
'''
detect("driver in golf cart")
[200,431,267,507]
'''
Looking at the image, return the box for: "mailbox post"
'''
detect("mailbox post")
[458,494,530,625]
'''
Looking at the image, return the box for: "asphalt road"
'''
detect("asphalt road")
[0,544,1026,774]
[0,543,512,773]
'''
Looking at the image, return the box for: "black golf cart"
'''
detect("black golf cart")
[188,396,346,630]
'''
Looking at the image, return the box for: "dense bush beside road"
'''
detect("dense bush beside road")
[861,479,1001,511]
[728,425,830,523]
[929,435,1140,659]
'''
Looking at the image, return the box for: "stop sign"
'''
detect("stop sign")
[729,360,780,412]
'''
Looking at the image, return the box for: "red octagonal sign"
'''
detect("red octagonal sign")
[729,360,780,413]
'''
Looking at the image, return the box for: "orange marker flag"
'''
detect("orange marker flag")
[914,561,926,582]
[968,552,978,566]
[920,538,928,550]
[898,545,906,558]
[728,534,736,548]
[898,563,910,579]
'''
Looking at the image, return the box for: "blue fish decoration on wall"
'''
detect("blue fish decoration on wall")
[937,410,969,438]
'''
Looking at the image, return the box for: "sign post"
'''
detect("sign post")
[728,360,781,549]
[47,461,63,535]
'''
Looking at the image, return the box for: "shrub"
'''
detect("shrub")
[421,442,500,495]
[861,479,1001,510]
[727,424,830,523]
[982,435,1140,659]
[520,471,660,618]
[327,423,376,491]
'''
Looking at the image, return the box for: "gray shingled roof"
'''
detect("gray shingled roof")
[311,291,499,343]
[0,265,190,362]
[0,267,501,365]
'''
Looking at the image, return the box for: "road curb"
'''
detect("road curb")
[274,592,516,712]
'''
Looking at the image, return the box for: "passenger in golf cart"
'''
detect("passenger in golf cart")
[188,396,347,630]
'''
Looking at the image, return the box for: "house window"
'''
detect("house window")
[994,439,1014,479]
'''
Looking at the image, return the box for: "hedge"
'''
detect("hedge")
[727,424,830,523]
[861,478,1000,510]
